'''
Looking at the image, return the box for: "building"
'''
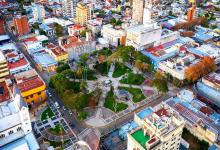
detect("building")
[127,103,185,150]
[23,37,43,55]
[126,23,161,51]
[0,81,39,149]
[62,0,78,18]
[33,53,57,72]
[59,36,96,60]
[102,24,126,47]
[187,44,220,64]
[196,72,220,108]
[3,48,31,75]
[87,18,102,36]
[166,89,220,148]
[132,0,145,23]
[39,23,55,37]
[32,4,45,22]
[75,2,91,26]
[46,43,68,62]
[68,24,85,36]
[0,51,9,82]
[14,69,46,105]
[13,15,29,36]
[158,52,200,80]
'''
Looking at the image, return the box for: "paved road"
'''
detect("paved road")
[5,28,86,135]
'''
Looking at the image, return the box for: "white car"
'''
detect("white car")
[54,102,60,109]
[69,110,72,115]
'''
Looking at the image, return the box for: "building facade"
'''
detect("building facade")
[32,4,45,22]
[102,24,126,47]
[13,15,29,36]
[0,81,39,149]
[75,3,91,26]
[14,69,46,105]
[127,104,185,150]
[132,0,145,24]
[62,0,78,18]
[0,51,9,82]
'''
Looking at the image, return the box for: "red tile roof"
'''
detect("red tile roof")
[200,106,214,116]
[0,81,11,103]
[23,37,38,43]
[62,36,88,49]
[155,108,169,117]
[17,76,45,92]
[69,24,84,30]
[8,58,29,70]
[47,43,67,56]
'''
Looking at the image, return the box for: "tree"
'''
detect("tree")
[152,79,168,93]
[32,23,39,29]
[185,56,216,82]
[80,28,90,37]
[80,53,89,64]
[54,23,64,37]
[56,63,70,73]
[108,46,134,63]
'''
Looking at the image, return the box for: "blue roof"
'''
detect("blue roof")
[187,48,209,57]
[208,144,220,150]
[137,108,154,119]
[40,23,52,31]
[194,31,213,41]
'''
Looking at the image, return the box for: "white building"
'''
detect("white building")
[0,81,39,150]
[62,0,78,18]
[127,103,185,150]
[158,52,200,80]
[32,3,45,22]
[126,23,161,50]
[102,24,126,47]
[59,36,96,60]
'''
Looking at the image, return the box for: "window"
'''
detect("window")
[0,134,5,138]
[30,95,33,98]
[38,92,41,95]
[8,130,14,135]
[17,127,22,131]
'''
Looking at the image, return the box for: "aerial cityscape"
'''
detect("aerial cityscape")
[0,0,219,149]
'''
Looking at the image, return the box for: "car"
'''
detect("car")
[46,90,52,97]
[68,110,72,115]
[63,106,66,111]
[54,102,60,109]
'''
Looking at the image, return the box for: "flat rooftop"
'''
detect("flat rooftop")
[127,23,160,34]
[131,129,150,149]
[143,40,181,58]
[203,72,220,86]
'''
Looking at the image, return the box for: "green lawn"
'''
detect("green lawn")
[45,139,70,148]
[49,124,65,135]
[120,73,145,85]
[41,108,55,121]
[119,87,145,103]
[112,63,131,78]
[104,88,128,112]
[94,61,110,76]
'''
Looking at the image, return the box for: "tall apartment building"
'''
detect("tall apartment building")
[75,3,91,26]
[32,4,45,22]
[62,0,78,18]
[0,51,9,82]
[13,15,29,36]
[0,81,39,149]
[127,103,185,150]
[132,0,145,23]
